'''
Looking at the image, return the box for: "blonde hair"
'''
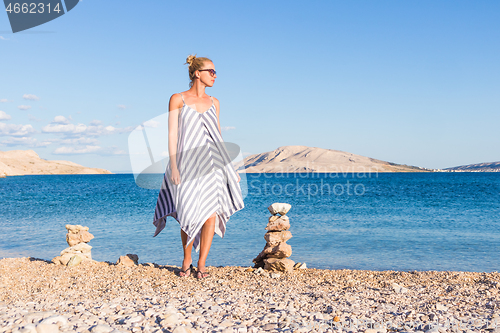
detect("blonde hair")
[185,54,213,88]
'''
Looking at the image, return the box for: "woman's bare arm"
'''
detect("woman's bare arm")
[168,93,183,173]
[214,97,222,134]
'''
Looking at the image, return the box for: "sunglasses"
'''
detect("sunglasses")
[198,69,217,76]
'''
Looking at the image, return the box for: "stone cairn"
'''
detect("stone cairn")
[52,224,94,267]
[252,202,295,272]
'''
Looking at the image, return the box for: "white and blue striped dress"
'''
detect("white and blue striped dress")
[152,93,245,252]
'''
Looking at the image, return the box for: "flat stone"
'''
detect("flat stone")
[263,323,277,331]
[67,255,84,267]
[160,313,178,326]
[35,323,59,333]
[264,231,292,246]
[15,325,37,333]
[266,215,290,231]
[40,316,68,326]
[264,258,295,272]
[263,242,292,258]
[71,243,92,253]
[392,283,408,294]
[267,203,291,216]
[65,224,89,233]
[90,325,114,333]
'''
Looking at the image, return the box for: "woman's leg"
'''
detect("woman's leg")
[180,229,194,272]
[197,212,216,273]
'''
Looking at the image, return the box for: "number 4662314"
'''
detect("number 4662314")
[5,3,62,14]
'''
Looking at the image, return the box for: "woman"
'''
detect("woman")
[153,55,245,279]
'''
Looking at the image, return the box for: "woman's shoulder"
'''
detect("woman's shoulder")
[211,95,220,110]
[168,93,184,111]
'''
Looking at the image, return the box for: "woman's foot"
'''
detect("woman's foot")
[179,262,193,278]
[196,269,210,279]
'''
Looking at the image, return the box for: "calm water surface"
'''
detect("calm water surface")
[0,172,498,272]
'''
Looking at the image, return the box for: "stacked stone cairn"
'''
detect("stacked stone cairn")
[252,203,295,272]
[52,225,94,267]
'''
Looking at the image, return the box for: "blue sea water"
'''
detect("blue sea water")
[0,172,499,272]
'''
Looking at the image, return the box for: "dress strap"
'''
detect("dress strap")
[210,96,214,104]
[179,93,185,105]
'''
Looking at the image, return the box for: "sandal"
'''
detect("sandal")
[196,270,210,279]
[179,263,193,277]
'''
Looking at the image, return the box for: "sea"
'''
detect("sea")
[0,172,499,272]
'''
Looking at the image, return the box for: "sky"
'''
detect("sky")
[1,0,499,172]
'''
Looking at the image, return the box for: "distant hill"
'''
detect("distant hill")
[234,145,431,173]
[0,150,112,177]
[445,161,500,172]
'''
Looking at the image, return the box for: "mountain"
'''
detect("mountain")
[234,145,431,173]
[0,150,112,177]
[445,161,500,172]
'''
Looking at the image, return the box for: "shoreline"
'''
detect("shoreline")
[1,257,499,333]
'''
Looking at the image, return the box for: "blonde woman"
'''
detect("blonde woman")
[153,55,244,279]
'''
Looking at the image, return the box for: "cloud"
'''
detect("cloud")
[52,115,70,124]
[221,126,236,131]
[23,94,40,101]
[0,123,36,136]
[42,120,133,137]
[0,99,9,103]
[117,105,126,110]
[42,123,87,134]
[90,120,102,125]
[53,145,127,155]
[0,111,11,120]
[53,145,102,154]
[143,120,159,128]
[60,137,99,145]
[0,36,7,41]
[18,105,32,110]
[0,137,51,147]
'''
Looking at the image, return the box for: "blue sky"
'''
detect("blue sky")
[1,0,499,172]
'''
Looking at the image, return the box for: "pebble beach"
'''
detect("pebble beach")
[1,257,499,333]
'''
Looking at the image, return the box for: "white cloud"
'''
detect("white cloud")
[18,105,31,110]
[0,36,7,41]
[0,99,9,103]
[53,145,102,154]
[143,120,159,128]
[0,111,11,120]
[53,145,127,155]
[0,137,51,147]
[117,105,126,109]
[52,115,70,124]
[42,120,133,137]
[221,126,236,131]
[60,137,99,145]
[90,120,102,125]
[23,94,40,101]
[0,123,36,136]
[42,123,87,134]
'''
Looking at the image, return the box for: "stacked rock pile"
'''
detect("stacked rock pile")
[52,224,94,267]
[253,202,295,272]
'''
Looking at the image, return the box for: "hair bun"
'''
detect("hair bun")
[185,54,197,66]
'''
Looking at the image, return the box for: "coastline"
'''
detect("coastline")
[1,257,498,333]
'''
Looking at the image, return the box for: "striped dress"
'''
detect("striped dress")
[152,93,245,252]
